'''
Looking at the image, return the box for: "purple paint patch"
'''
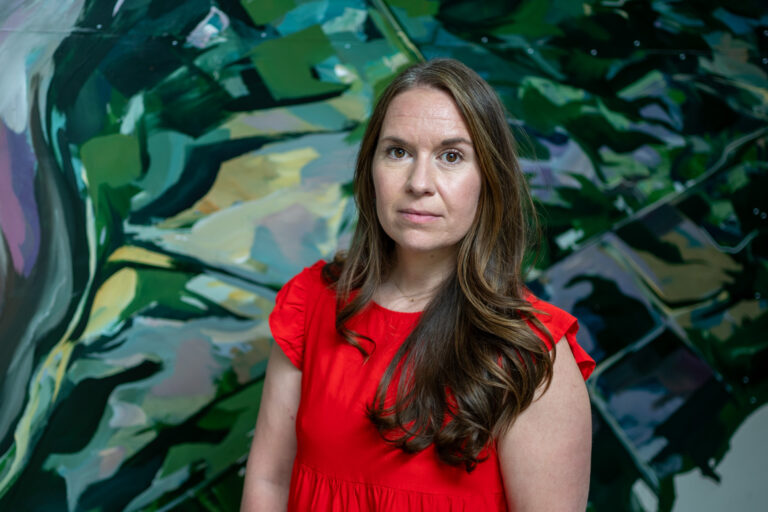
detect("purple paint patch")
[0,7,33,47]
[151,338,219,397]
[0,121,40,276]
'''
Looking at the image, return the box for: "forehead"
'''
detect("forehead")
[380,87,470,139]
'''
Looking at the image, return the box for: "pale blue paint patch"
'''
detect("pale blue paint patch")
[276,0,330,36]
[251,205,324,283]
[291,132,357,185]
[278,0,366,37]
[119,94,144,135]
[321,5,368,39]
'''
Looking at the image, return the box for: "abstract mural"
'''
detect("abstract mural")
[0,1,766,510]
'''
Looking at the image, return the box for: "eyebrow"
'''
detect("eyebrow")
[378,135,474,148]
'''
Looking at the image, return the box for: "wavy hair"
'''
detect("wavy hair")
[322,58,554,471]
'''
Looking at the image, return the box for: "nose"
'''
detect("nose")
[405,155,436,196]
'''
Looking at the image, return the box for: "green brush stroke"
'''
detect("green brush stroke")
[250,25,348,101]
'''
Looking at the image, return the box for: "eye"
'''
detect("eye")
[441,151,462,164]
[387,146,407,159]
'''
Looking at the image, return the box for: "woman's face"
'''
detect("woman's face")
[372,87,482,259]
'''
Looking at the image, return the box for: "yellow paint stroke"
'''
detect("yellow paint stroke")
[50,341,75,401]
[82,268,138,340]
[108,246,174,268]
[0,338,75,495]
[223,108,320,138]
[225,287,253,303]
[160,146,318,228]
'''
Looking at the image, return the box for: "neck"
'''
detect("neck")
[376,246,456,312]
[390,247,455,293]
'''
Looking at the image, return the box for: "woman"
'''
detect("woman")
[241,58,595,511]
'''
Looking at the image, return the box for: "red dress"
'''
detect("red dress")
[269,261,595,511]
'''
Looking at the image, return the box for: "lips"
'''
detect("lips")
[400,208,438,216]
[399,208,440,223]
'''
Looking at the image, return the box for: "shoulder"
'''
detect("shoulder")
[275,260,336,302]
[268,260,332,370]
[274,260,336,316]
[523,293,578,346]
[283,260,328,290]
[523,292,595,381]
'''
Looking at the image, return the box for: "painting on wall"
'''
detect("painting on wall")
[0,1,766,510]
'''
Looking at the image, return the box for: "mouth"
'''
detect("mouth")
[399,209,441,223]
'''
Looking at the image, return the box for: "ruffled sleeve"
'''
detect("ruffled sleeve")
[525,294,596,380]
[268,261,326,370]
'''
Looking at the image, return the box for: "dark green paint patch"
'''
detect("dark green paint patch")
[567,276,657,359]
[518,84,583,135]
[387,0,439,17]
[81,134,142,189]
[148,69,233,138]
[66,71,111,145]
[132,268,211,317]
[617,222,685,265]
[241,0,295,25]
[80,134,143,224]
[490,0,564,39]
[250,25,348,101]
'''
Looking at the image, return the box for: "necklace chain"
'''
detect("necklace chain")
[391,279,434,303]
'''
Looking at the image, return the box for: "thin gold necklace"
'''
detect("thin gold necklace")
[391,279,433,303]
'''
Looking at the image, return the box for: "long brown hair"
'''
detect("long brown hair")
[323,58,554,471]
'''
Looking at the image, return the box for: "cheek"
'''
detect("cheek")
[374,192,385,224]
[373,166,396,200]
[462,195,481,235]
[372,169,389,222]
[458,174,482,221]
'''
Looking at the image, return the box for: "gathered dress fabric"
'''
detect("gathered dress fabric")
[269,261,596,511]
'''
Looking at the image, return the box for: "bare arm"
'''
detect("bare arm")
[240,343,302,512]
[498,338,592,511]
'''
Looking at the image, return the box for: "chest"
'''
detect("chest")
[291,300,504,494]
